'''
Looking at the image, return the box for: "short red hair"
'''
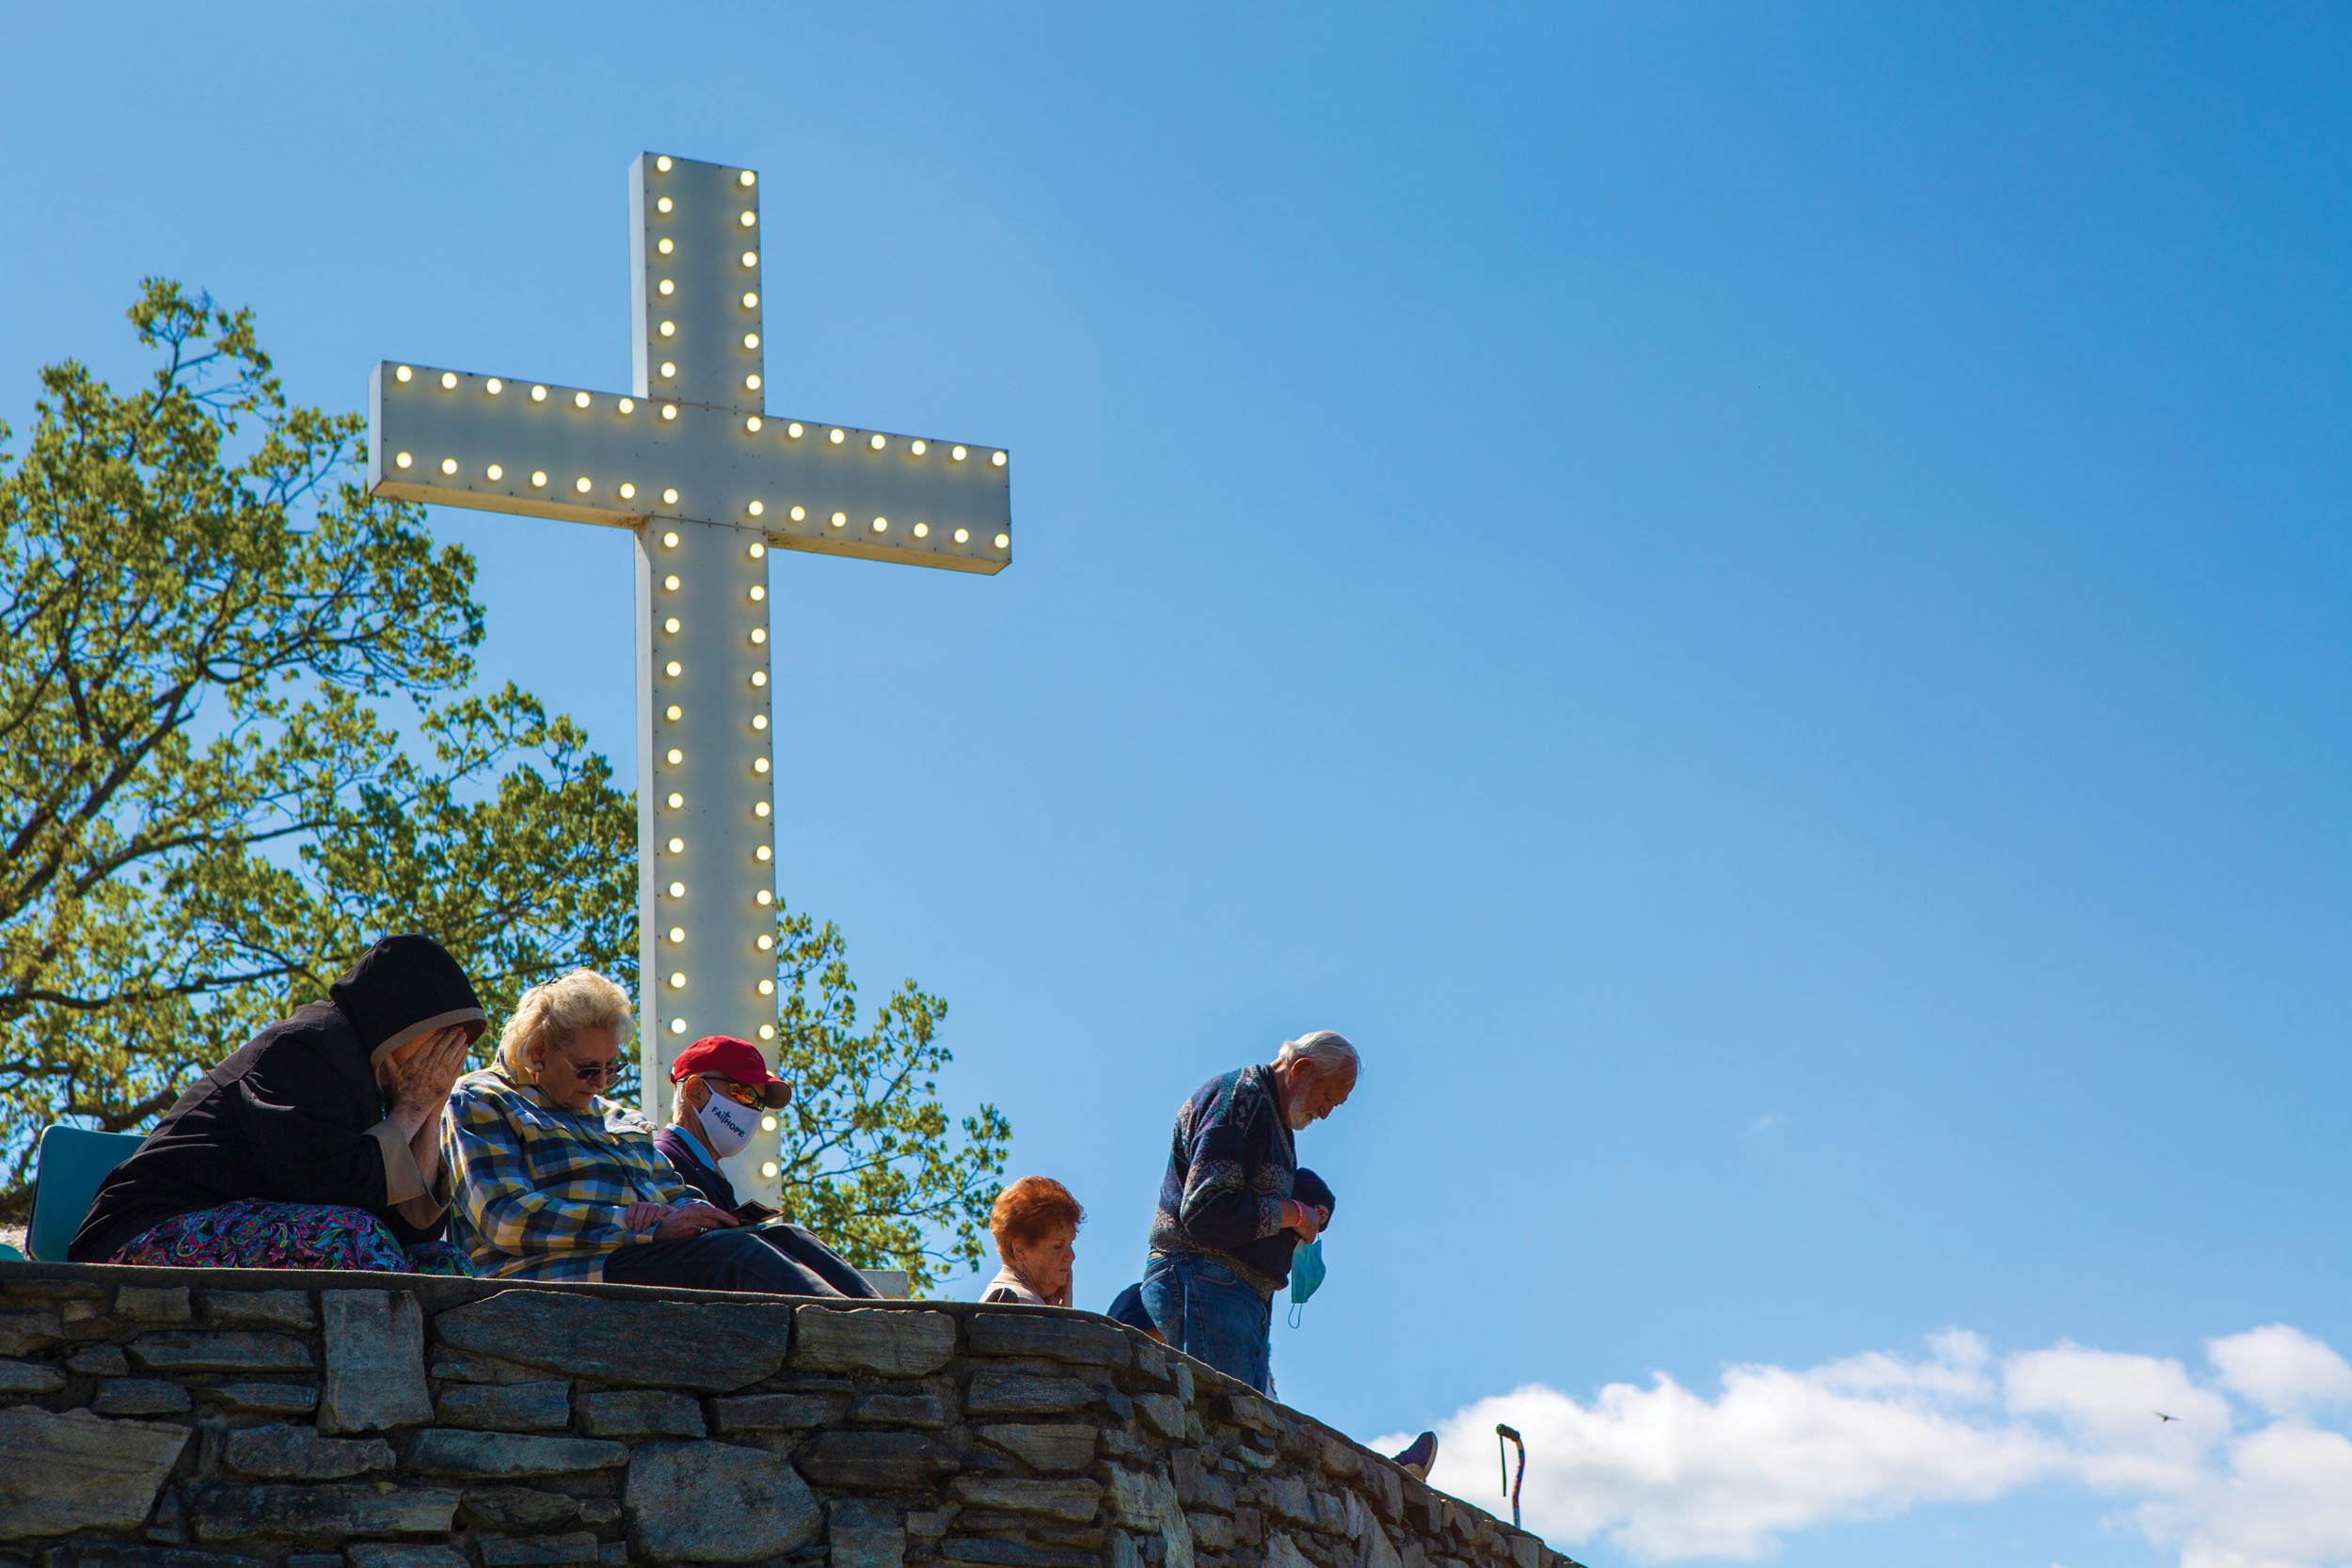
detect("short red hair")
[990,1176,1085,1252]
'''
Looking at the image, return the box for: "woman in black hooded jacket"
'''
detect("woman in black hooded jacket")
[70,934,485,1273]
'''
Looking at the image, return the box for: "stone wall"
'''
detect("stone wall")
[0,1264,1580,1568]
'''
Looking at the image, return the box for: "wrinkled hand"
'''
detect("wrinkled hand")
[623,1202,675,1231]
[1286,1201,1328,1244]
[652,1201,739,1243]
[388,1027,472,1115]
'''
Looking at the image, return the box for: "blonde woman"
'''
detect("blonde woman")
[442,970,849,1293]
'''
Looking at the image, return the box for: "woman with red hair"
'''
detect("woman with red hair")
[983,1176,1084,1307]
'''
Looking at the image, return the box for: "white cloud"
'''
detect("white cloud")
[1377,1324,2352,1568]
[2207,1325,2352,1418]
[1748,1112,1780,1134]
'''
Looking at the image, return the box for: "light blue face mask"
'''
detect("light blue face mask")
[1288,1237,1327,1326]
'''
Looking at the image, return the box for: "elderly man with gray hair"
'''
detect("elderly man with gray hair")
[1139,1030,1358,1394]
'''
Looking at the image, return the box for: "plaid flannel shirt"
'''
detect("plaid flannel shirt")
[442,1065,704,1281]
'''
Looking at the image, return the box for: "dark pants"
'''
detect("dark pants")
[604,1225,880,1297]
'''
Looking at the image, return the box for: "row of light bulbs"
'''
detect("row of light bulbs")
[392,364,1007,472]
[649,521,777,1054]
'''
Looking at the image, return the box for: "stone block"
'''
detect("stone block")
[1504,1535,1541,1568]
[795,1430,954,1490]
[427,1352,538,1384]
[318,1291,431,1433]
[1172,1361,1193,1404]
[1225,1392,1281,1435]
[851,1388,949,1427]
[197,1383,318,1416]
[1257,1476,1317,1527]
[0,1407,190,1539]
[625,1440,820,1561]
[0,1310,63,1357]
[198,1291,314,1330]
[1172,1452,1235,1514]
[950,1478,1103,1523]
[577,1389,706,1439]
[0,1359,65,1395]
[937,1540,1096,1568]
[402,1428,628,1478]
[434,1379,570,1431]
[1362,1517,1405,1568]
[40,1546,266,1568]
[963,1313,1131,1368]
[975,1423,1099,1473]
[346,1549,467,1568]
[830,1500,905,1568]
[475,1535,598,1567]
[186,1483,458,1543]
[221,1423,394,1480]
[93,1378,192,1417]
[130,1332,312,1374]
[1265,1535,1312,1568]
[66,1343,132,1377]
[1136,1394,1185,1441]
[964,1371,1096,1417]
[435,1290,791,1392]
[284,1556,345,1568]
[1190,1512,1236,1553]
[789,1307,956,1377]
[456,1487,584,1529]
[708,1392,840,1433]
[115,1287,192,1324]
[1131,1338,1170,1383]
[1108,1468,1195,1568]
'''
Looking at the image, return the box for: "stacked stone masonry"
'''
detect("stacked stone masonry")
[0,1265,1582,1568]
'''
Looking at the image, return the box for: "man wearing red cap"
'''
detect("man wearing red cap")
[653,1036,880,1298]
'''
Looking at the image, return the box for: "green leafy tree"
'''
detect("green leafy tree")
[0,280,1008,1289]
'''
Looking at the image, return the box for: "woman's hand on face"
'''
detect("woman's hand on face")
[652,1201,739,1243]
[623,1202,675,1231]
[389,1027,473,1114]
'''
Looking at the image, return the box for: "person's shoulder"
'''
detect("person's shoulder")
[449,1068,525,1117]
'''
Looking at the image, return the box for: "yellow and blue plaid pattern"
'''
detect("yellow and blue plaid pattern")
[443,1066,703,1281]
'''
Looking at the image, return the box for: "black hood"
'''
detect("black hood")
[328,934,486,1066]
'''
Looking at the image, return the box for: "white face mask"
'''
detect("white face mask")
[695,1085,757,1159]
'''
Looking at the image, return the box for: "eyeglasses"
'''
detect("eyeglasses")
[702,1075,763,1108]
[562,1056,623,1085]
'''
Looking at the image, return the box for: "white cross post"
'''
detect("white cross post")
[368,150,1011,1205]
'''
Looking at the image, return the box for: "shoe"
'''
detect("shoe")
[1391,1431,1437,1481]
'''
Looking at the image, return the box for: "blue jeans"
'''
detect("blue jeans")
[1141,1252,1272,1393]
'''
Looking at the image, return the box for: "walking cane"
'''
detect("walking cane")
[1495,1423,1526,1529]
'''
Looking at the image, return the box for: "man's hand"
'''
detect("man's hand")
[652,1201,739,1243]
[1284,1199,1327,1244]
[623,1202,675,1231]
[388,1027,472,1116]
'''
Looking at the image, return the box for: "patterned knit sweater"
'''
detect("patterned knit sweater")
[1147,1064,1335,1299]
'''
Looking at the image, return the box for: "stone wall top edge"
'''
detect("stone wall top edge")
[3,1259,1567,1563]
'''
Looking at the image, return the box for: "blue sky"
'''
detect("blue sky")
[5,7,2346,1566]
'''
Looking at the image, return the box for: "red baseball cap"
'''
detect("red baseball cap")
[669,1036,792,1109]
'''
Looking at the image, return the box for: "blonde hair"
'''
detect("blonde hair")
[496,970,634,1080]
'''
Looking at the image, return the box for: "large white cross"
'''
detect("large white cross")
[369,150,1011,1203]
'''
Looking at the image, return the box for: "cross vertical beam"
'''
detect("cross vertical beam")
[368,150,1013,1205]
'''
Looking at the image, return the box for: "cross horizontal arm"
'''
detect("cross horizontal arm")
[370,361,1012,574]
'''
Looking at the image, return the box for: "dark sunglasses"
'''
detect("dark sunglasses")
[562,1056,623,1084]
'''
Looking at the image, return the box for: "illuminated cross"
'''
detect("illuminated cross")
[369,150,1011,1204]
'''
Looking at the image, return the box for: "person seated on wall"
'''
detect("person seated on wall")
[981,1175,1084,1306]
[70,934,485,1274]
[650,1035,879,1298]
[443,971,869,1295]
[1105,1281,1166,1342]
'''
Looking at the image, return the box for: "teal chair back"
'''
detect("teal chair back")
[27,1125,147,1262]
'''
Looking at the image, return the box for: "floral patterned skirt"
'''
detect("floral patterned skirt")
[108,1198,473,1275]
